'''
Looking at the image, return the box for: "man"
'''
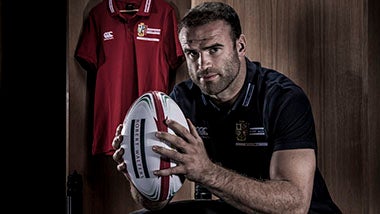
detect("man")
[112,2,342,213]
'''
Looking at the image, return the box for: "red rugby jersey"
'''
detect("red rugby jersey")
[75,0,184,155]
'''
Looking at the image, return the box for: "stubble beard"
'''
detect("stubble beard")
[197,53,241,96]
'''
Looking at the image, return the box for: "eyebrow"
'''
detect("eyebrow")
[184,43,224,53]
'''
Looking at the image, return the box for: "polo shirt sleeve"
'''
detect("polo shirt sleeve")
[163,9,184,70]
[75,11,104,72]
[267,87,318,151]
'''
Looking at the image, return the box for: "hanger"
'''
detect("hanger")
[120,8,139,13]
[120,3,139,13]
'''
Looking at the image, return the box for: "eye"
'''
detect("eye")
[209,47,219,55]
[185,50,199,60]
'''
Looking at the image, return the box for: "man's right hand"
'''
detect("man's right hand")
[111,123,170,211]
[112,124,128,174]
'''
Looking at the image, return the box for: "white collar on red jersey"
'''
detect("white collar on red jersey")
[108,0,151,15]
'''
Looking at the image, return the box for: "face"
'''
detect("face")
[179,20,244,99]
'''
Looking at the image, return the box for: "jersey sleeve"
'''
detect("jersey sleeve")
[74,11,103,72]
[163,8,184,71]
[266,87,318,151]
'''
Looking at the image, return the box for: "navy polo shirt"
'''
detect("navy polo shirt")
[171,58,317,177]
[170,58,341,213]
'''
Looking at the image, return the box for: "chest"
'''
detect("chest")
[193,106,273,179]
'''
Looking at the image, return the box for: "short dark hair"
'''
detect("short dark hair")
[178,2,242,42]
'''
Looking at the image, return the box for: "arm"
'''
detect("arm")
[201,149,315,214]
[153,119,315,214]
[112,124,170,211]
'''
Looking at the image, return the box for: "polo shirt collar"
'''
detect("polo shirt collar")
[108,0,152,17]
[200,57,257,111]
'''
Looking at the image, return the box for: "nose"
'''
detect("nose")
[197,53,211,71]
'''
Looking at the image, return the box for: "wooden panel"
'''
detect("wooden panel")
[368,0,380,213]
[68,0,380,213]
[318,1,367,213]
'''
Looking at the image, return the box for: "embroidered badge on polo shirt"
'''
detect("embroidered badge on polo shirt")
[137,22,160,42]
[235,120,268,147]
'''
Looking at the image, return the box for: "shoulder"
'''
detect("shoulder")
[250,62,308,106]
[251,62,314,126]
[249,65,317,149]
[170,79,198,102]
[87,1,107,15]
[169,80,203,119]
[246,60,301,94]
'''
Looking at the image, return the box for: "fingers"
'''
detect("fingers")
[153,118,211,181]
[116,123,123,135]
[112,146,125,164]
[112,124,124,149]
[168,118,202,140]
[186,118,202,141]
[111,124,130,179]
[155,130,187,153]
[164,118,196,143]
[152,133,191,177]
[112,124,125,164]
[153,118,199,165]
[165,118,189,135]
[158,118,202,151]
[153,144,184,161]
[154,165,184,177]
[112,135,123,150]
[151,140,187,176]
[117,162,127,173]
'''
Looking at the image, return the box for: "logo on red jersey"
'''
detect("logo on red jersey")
[138,23,147,37]
[103,31,114,41]
[137,22,161,42]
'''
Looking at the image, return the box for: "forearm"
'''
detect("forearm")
[202,163,307,214]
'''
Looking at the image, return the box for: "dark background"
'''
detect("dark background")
[0,0,66,213]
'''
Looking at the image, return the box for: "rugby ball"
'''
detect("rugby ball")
[120,91,188,201]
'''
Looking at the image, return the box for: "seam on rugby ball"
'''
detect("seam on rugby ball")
[152,91,171,201]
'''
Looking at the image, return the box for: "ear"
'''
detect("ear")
[237,34,247,55]
[239,43,245,52]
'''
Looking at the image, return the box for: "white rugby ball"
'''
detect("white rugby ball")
[120,91,188,201]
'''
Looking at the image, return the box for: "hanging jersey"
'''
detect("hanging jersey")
[75,0,184,155]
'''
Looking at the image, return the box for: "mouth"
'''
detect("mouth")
[199,73,218,82]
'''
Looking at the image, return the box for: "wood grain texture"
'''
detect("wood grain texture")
[67,0,380,213]
[368,0,380,213]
